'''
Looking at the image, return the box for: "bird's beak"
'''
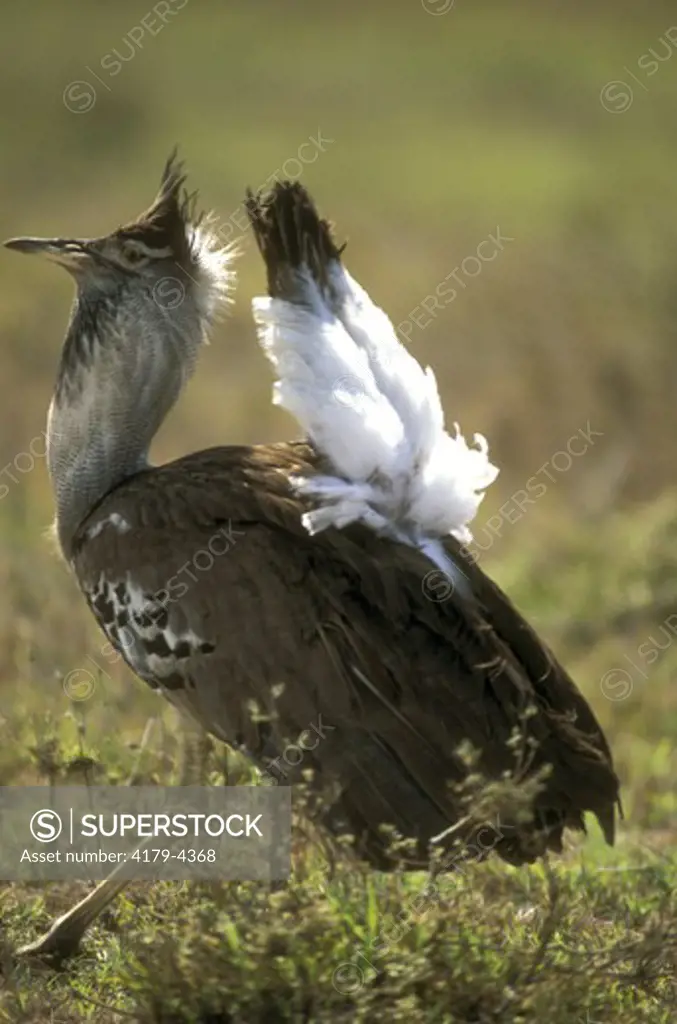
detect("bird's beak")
[3,236,93,273]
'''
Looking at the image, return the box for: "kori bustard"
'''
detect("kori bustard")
[4,156,620,958]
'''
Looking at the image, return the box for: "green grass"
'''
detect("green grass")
[1,0,677,1019]
[5,846,676,1023]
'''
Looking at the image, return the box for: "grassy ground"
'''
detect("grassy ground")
[1,0,677,1020]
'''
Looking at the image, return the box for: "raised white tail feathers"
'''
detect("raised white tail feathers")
[249,184,498,562]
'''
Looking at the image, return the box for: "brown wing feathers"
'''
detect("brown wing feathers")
[447,534,620,837]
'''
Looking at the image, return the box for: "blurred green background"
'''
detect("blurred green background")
[1,0,677,817]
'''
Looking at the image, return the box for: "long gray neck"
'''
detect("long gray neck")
[48,290,198,560]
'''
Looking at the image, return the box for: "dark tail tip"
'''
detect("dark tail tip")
[245,181,344,301]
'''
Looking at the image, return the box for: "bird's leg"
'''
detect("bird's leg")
[16,871,130,961]
[16,713,212,961]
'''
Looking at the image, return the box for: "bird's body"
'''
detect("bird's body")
[6,155,620,887]
[73,439,617,866]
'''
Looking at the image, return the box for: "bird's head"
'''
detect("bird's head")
[4,150,234,370]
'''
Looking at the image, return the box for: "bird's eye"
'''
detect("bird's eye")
[122,244,148,266]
